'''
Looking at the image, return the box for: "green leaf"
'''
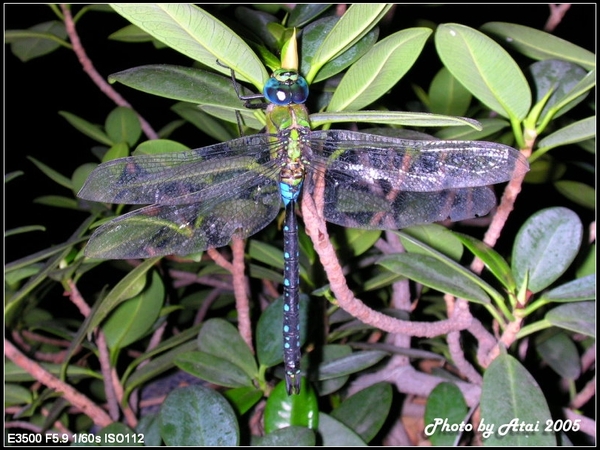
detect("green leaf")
[109,65,262,130]
[5,361,102,383]
[536,116,596,154]
[424,382,468,446]
[256,296,309,368]
[5,384,33,407]
[197,318,257,378]
[528,60,591,123]
[480,22,595,71]
[429,67,473,117]
[171,103,245,142]
[306,4,392,82]
[545,301,595,337]
[401,224,464,261]
[328,27,431,111]
[136,413,163,446]
[105,106,142,146]
[540,274,595,303]
[314,345,353,395]
[109,23,156,43]
[175,351,253,388]
[102,142,129,163]
[311,110,483,129]
[317,413,367,446]
[454,232,516,292]
[249,240,286,270]
[134,139,189,155]
[33,195,79,210]
[109,3,268,90]
[512,207,583,293]
[330,382,392,443]
[222,386,263,416]
[252,426,316,446]
[435,23,531,121]
[124,340,199,397]
[264,378,319,433]
[8,21,68,62]
[553,180,595,210]
[379,253,491,305]
[288,4,332,28]
[317,350,388,380]
[27,156,72,189]
[102,271,165,352]
[435,118,510,140]
[481,354,555,446]
[335,229,381,257]
[535,331,581,380]
[159,385,239,446]
[58,111,113,146]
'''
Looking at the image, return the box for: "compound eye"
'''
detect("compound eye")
[263,70,309,106]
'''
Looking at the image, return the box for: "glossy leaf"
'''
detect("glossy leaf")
[528,59,590,122]
[318,413,367,446]
[424,382,468,446]
[554,180,595,210]
[536,116,596,153]
[481,354,555,446]
[175,351,253,388]
[196,318,257,378]
[435,23,531,121]
[8,20,67,62]
[540,274,595,303]
[222,386,263,416]
[58,111,113,146]
[480,22,595,71]
[159,385,239,445]
[545,301,595,337]
[252,426,316,446]
[330,382,393,443]
[316,350,388,380]
[105,106,142,147]
[379,252,493,305]
[429,66,473,117]
[257,295,309,367]
[454,232,516,292]
[306,4,392,82]
[136,413,162,446]
[436,118,510,140]
[512,207,583,293]
[27,156,72,189]
[400,224,464,261]
[264,378,319,433]
[102,270,164,352]
[328,27,431,111]
[535,331,581,380]
[108,23,154,43]
[288,4,332,28]
[311,110,483,129]
[314,344,353,395]
[109,4,268,89]
[171,102,244,141]
[134,139,190,156]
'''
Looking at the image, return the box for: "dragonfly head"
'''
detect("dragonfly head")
[263,69,309,106]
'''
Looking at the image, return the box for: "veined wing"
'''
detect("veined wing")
[84,170,281,259]
[78,134,280,205]
[307,130,529,193]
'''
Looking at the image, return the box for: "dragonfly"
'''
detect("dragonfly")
[78,39,529,395]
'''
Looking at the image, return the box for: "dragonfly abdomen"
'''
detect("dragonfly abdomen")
[282,200,301,395]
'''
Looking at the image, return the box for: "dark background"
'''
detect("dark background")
[5,4,596,262]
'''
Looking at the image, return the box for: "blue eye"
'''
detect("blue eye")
[263,70,309,106]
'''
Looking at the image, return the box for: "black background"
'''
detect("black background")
[5,4,596,262]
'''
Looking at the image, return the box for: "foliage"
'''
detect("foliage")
[5,3,595,446]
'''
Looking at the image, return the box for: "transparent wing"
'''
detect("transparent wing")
[84,172,281,259]
[305,129,528,230]
[307,129,528,191]
[78,134,279,205]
